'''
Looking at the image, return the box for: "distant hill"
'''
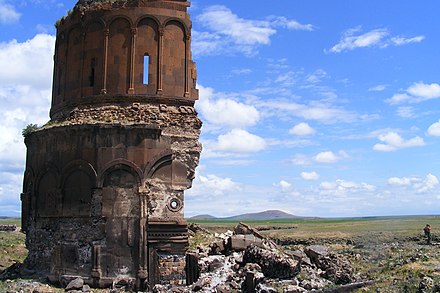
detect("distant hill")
[189,210,301,221]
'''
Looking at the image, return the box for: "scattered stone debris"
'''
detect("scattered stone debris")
[174,222,369,292]
[0,224,17,232]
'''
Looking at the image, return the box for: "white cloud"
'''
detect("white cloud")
[188,173,241,197]
[386,82,440,105]
[329,27,389,53]
[289,122,316,136]
[391,35,425,46]
[386,93,412,105]
[291,154,311,166]
[196,85,260,129]
[369,84,387,92]
[388,177,413,186]
[215,129,267,154]
[0,34,55,88]
[261,100,357,123]
[306,69,327,84]
[328,27,424,53]
[407,82,440,100]
[274,180,293,192]
[269,16,314,31]
[388,174,439,194]
[319,179,376,196]
[194,6,314,56]
[396,106,415,118]
[428,120,440,136]
[315,151,348,163]
[373,132,425,152]
[416,174,439,193]
[301,171,320,181]
[0,2,20,24]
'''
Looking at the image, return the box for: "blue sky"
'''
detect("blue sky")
[0,0,440,218]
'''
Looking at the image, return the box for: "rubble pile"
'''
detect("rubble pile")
[156,222,363,292]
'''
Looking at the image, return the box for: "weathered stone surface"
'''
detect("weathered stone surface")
[228,235,264,251]
[243,245,301,279]
[234,222,264,239]
[65,277,84,290]
[305,245,355,285]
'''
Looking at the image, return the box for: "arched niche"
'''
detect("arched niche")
[62,168,94,217]
[162,20,186,97]
[36,171,59,218]
[53,33,67,104]
[135,17,159,94]
[82,21,104,96]
[147,155,188,189]
[101,164,141,278]
[107,17,132,94]
[65,26,83,100]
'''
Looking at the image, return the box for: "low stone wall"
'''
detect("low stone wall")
[158,254,186,286]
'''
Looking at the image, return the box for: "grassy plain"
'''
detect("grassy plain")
[0,216,439,292]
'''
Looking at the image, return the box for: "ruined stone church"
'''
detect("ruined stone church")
[21,0,201,289]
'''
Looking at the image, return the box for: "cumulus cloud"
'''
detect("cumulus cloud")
[273,180,293,192]
[0,34,55,88]
[373,132,425,152]
[0,34,54,216]
[388,177,413,186]
[196,85,260,129]
[427,120,440,136]
[386,82,440,105]
[0,1,20,24]
[388,174,439,193]
[301,171,320,181]
[187,173,241,197]
[289,122,316,136]
[328,27,424,53]
[193,6,314,56]
[407,82,440,100]
[319,179,376,197]
[315,151,348,163]
[203,129,266,157]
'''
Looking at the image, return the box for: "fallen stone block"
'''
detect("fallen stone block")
[243,245,301,279]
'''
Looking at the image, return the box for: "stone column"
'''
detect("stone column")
[184,33,190,98]
[128,28,137,94]
[137,187,149,288]
[157,27,164,95]
[101,29,109,94]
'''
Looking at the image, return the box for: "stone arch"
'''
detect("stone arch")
[107,17,132,94]
[145,153,188,188]
[61,161,97,217]
[135,16,159,94]
[162,20,186,97]
[82,20,105,96]
[98,159,142,188]
[99,160,141,278]
[162,18,189,34]
[35,165,60,218]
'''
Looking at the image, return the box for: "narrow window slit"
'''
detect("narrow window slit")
[143,54,149,85]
